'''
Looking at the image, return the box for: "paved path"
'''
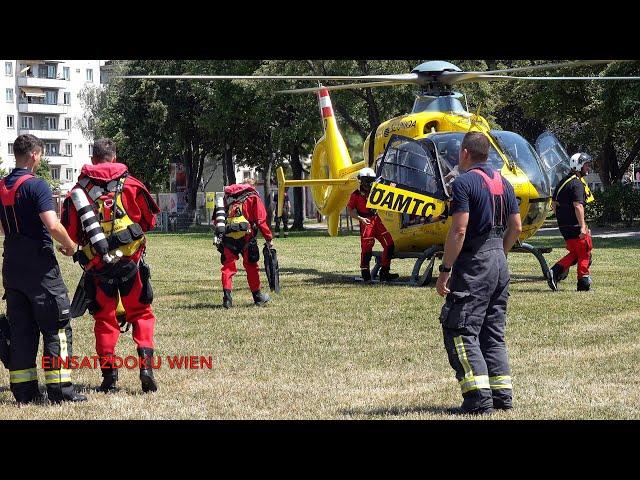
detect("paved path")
[305,221,640,239]
[536,227,640,239]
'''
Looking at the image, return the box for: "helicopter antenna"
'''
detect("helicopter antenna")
[464,92,469,112]
[469,103,483,131]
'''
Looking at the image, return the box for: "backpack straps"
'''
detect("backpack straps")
[469,167,506,229]
[0,174,36,234]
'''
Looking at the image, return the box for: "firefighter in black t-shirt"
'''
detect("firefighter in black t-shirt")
[547,153,595,292]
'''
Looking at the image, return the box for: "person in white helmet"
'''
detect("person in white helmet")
[347,168,399,282]
[547,152,595,291]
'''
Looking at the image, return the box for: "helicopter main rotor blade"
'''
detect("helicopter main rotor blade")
[480,60,615,76]
[452,74,640,83]
[276,79,419,94]
[439,60,623,85]
[116,74,419,82]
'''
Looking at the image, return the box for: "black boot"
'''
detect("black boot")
[223,289,233,309]
[252,290,271,306]
[138,347,158,393]
[97,368,118,393]
[547,264,565,291]
[361,267,371,282]
[379,266,399,282]
[47,384,87,404]
[577,276,592,291]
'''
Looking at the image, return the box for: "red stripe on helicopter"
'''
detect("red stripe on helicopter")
[322,106,333,118]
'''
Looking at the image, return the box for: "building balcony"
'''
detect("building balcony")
[18,75,68,89]
[18,101,69,115]
[44,155,72,166]
[18,128,70,140]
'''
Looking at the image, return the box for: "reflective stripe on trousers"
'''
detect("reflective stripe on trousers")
[10,367,38,384]
[454,336,491,394]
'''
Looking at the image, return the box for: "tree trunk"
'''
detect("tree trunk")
[290,145,305,230]
[263,155,274,226]
[224,144,235,185]
[602,133,619,186]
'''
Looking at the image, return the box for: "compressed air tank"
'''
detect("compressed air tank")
[214,192,226,236]
[70,188,110,256]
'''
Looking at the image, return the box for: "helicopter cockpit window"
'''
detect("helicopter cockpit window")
[535,131,573,192]
[491,131,551,197]
[376,136,445,199]
[428,132,505,172]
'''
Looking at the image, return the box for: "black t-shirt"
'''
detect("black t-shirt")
[553,174,586,240]
[1,168,55,246]
[450,163,519,244]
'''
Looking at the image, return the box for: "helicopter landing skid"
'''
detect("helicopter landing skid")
[511,242,553,280]
[371,245,443,287]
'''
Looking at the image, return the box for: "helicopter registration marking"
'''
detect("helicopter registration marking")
[366,182,446,218]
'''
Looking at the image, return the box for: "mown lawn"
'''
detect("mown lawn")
[1,230,639,419]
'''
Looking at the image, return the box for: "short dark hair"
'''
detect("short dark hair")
[461,132,489,163]
[13,134,44,159]
[92,138,117,162]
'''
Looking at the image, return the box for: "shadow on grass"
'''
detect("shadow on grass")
[341,404,455,417]
[281,267,414,288]
[181,303,226,310]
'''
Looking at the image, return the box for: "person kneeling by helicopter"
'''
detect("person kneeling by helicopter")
[348,168,399,282]
[547,153,595,292]
[62,138,161,394]
[216,181,273,309]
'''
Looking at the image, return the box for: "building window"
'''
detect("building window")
[8,143,13,155]
[44,117,58,130]
[21,116,34,130]
[6,88,13,103]
[89,144,93,156]
[44,91,57,105]
[65,168,74,182]
[86,69,93,82]
[64,117,71,130]
[39,64,56,79]
[45,142,58,156]
[5,62,12,76]
[51,167,60,180]
[7,115,14,129]
[63,92,71,105]
[63,66,70,80]
[65,143,72,156]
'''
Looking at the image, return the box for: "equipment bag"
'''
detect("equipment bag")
[263,243,281,293]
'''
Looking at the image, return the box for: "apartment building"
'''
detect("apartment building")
[0,59,106,191]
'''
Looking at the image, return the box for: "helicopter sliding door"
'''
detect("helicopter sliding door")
[535,131,573,192]
[367,135,448,226]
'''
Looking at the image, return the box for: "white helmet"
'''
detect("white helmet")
[357,167,377,180]
[569,152,592,172]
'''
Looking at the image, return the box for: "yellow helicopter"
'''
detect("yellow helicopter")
[122,60,640,285]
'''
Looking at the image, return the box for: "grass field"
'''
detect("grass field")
[1,229,639,419]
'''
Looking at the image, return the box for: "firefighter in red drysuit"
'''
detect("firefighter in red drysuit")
[61,138,160,393]
[347,168,399,282]
[217,182,273,308]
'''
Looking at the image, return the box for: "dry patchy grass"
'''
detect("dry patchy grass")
[0,231,639,419]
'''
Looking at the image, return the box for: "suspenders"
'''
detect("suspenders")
[0,174,36,234]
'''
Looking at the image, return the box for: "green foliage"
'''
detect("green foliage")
[587,184,640,226]
[36,157,60,191]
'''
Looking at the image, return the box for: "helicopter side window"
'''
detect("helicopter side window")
[429,132,504,172]
[491,130,551,197]
[376,135,445,199]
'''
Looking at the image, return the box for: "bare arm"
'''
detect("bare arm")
[436,212,468,296]
[573,201,588,236]
[441,212,468,268]
[349,207,370,225]
[39,210,76,256]
[503,213,523,254]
